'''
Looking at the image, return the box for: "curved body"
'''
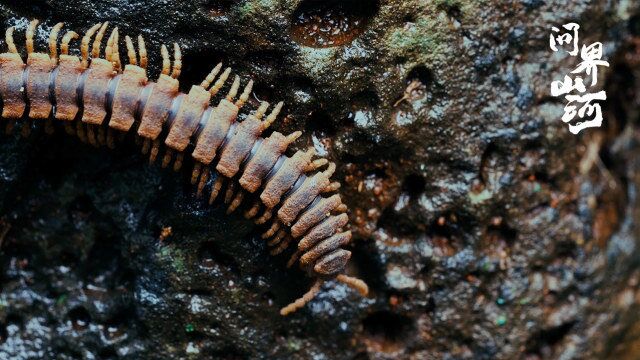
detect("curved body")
[0,20,367,315]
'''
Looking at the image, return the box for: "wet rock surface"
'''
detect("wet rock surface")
[0,0,640,359]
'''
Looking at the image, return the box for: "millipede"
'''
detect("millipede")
[0,20,369,315]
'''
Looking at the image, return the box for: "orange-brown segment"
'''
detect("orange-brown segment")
[81,58,114,125]
[109,64,147,132]
[54,55,83,121]
[278,172,332,226]
[291,194,342,238]
[26,53,54,119]
[164,85,211,151]
[192,99,239,165]
[216,115,264,178]
[239,132,289,193]
[0,53,26,119]
[137,74,179,140]
[260,150,314,209]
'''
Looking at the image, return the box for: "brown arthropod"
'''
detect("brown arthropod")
[0,20,368,315]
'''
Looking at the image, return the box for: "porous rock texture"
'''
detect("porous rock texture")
[1,0,640,359]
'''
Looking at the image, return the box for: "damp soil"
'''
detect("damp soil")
[1,1,640,359]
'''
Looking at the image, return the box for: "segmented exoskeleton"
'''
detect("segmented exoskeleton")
[0,20,368,315]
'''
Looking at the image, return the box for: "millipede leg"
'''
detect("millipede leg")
[224,181,236,204]
[235,80,253,108]
[160,44,170,75]
[255,209,272,225]
[262,101,284,130]
[227,192,244,214]
[21,122,31,138]
[261,221,281,239]
[191,162,202,185]
[81,23,102,68]
[209,67,231,96]
[280,280,323,316]
[286,250,301,268]
[335,204,348,213]
[44,119,54,135]
[91,22,109,59]
[200,63,222,89]
[26,20,39,55]
[97,126,106,146]
[244,202,261,219]
[125,35,137,65]
[226,75,240,101]
[141,138,151,155]
[255,102,269,120]
[61,31,79,56]
[305,158,329,172]
[285,131,302,145]
[197,169,210,198]
[5,27,18,54]
[106,128,115,149]
[5,120,15,135]
[76,122,87,143]
[171,43,181,79]
[336,274,369,296]
[173,152,184,172]
[149,139,161,164]
[267,229,287,247]
[105,29,114,62]
[323,182,341,193]
[87,125,98,147]
[64,122,74,136]
[49,22,64,61]
[138,35,147,69]
[271,235,293,255]
[161,148,174,168]
[112,28,121,71]
[208,176,224,204]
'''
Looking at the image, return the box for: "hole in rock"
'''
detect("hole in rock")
[68,306,91,331]
[290,0,379,48]
[362,311,414,353]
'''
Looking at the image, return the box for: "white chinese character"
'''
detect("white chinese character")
[550,23,580,56]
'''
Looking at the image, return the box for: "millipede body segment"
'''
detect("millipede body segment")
[0,20,368,315]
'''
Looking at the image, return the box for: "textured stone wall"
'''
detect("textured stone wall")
[1,1,639,359]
